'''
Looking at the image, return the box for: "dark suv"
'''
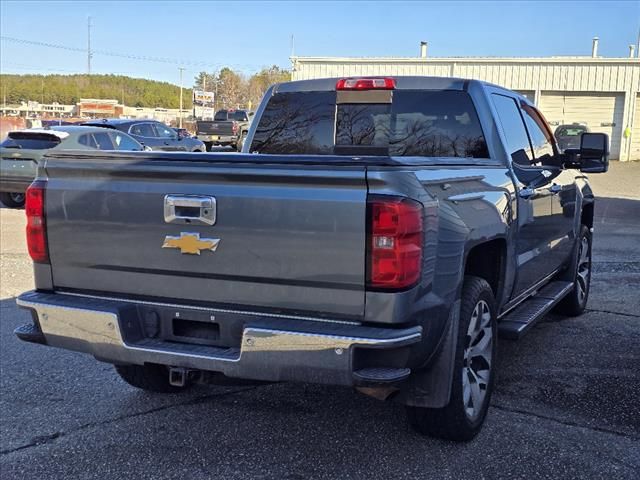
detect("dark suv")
[83,119,206,152]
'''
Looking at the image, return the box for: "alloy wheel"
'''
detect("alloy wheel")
[576,236,591,304]
[463,299,493,421]
[10,193,25,204]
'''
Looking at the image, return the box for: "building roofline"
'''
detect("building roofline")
[291,56,639,65]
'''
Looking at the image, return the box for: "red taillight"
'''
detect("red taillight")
[368,197,423,290]
[25,180,49,264]
[336,77,396,91]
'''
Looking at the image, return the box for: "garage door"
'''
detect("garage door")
[539,92,624,159]
[630,94,640,161]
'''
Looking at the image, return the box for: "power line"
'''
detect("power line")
[1,35,268,72]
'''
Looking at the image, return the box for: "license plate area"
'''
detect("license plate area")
[172,318,220,343]
[134,305,244,348]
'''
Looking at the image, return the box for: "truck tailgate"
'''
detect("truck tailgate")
[197,121,235,136]
[43,153,367,318]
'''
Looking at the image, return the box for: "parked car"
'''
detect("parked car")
[0,125,146,208]
[554,123,590,152]
[15,77,609,441]
[196,109,254,151]
[82,119,205,152]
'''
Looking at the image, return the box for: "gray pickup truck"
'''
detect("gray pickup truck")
[195,109,253,151]
[16,77,608,441]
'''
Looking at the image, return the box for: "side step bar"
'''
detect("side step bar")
[498,281,573,340]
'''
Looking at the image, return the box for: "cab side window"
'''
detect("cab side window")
[112,132,142,151]
[130,123,155,137]
[93,132,115,150]
[154,123,175,138]
[520,104,558,166]
[78,134,98,149]
[491,94,533,166]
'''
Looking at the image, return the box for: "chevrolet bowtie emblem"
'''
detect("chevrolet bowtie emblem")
[162,232,220,255]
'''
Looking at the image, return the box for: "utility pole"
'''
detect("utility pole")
[87,16,93,75]
[178,67,185,128]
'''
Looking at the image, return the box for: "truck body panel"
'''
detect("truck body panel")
[44,154,368,318]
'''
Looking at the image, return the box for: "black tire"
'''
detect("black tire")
[554,225,592,316]
[114,364,191,393]
[407,276,497,441]
[0,192,25,208]
[203,141,213,152]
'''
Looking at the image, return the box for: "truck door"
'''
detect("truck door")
[491,93,558,297]
[520,104,577,270]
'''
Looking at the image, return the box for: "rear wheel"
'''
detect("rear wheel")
[554,225,592,316]
[407,276,497,441]
[114,364,192,393]
[0,192,25,208]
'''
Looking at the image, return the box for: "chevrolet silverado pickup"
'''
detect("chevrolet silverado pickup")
[15,77,609,441]
[195,109,253,151]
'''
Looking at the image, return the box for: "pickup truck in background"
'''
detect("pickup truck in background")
[15,77,609,441]
[195,109,254,151]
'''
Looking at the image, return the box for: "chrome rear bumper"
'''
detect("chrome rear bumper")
[17,291,422,386]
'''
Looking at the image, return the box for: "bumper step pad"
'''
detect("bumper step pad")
[14,323,46,345]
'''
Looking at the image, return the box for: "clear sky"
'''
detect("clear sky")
[1,0,638,86]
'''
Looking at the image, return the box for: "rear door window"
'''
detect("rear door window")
[250,90,488,158]
[129,123,155,137]
[491,94,534,166]
[78,134,98,148]
[112,132,142,151]
[93,132,115,150]
[153,123,175,138]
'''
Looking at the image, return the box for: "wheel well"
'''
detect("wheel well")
[465,239,506,298]
[581,202,594,229]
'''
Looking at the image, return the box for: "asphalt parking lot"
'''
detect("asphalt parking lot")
[1,163,639,479]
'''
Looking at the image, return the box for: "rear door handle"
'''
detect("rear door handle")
[164,195,216,225]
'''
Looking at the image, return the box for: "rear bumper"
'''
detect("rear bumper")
[198,134,237,144]
[16,291,422,386]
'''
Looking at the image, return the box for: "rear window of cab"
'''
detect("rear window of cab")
[1,133,62,150]
[250,90,489,158]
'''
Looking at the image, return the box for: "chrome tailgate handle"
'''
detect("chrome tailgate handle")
[164,195,216,225]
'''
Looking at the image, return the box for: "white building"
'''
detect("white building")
[121,106,191,124]
[291,42,640,161]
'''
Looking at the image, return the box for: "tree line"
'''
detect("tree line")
[0,66,291,110]
[193,66,291,111]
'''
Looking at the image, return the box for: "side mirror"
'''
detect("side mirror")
[579,133,609,173]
